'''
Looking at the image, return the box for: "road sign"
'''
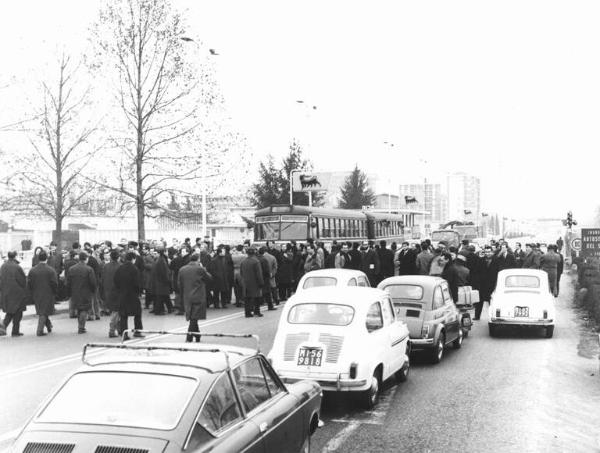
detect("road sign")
[581,229,600,257]
[571,237,582,251]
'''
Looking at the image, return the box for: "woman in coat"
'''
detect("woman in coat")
[0,251,27,336]
[114,252,144,339]
[178,253,212,341]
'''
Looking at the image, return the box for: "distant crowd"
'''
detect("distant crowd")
[0,236,564,338]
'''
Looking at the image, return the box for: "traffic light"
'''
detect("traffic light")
[566,211,575,228]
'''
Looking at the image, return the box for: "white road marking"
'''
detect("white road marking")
[321,421,361,453]
[0,311,245,379]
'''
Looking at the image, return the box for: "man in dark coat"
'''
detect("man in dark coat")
[240,247,264,317]
[475,246,499,320]
[556,248,564,296]
[64,250,78,319]
[277,244,294,301]
[28,250,58,336]
[114,252,144,340]
[0,251,27,336]
[178,253,212,342]
[540,244,561,297]
[258,247,276,311]
[495,244,517,271]
[66,252,97,334]
[142,248,156,310]
[348,242,362,271]
[150,248,173,315]
[83,244,101,320]
[170,247,190,315]
[360,241,380,286]
[102,250,121,337]
[231,245,246,307]
[209,247,232,309]
[442,254,471,302]
[396,241,417,276]
[377,240,395,281]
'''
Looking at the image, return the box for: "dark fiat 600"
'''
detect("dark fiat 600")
[378,276,463,363]
[10,332,322,453]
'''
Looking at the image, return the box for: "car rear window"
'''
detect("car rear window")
[288,303,355,326]
[382,284,424,301]
[303,276,337,289]
[37,371,197,430]
[505,275,540,288]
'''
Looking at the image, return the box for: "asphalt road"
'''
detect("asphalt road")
[1,273,599,453]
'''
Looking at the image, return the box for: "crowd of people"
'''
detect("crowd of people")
[0,235,565,339]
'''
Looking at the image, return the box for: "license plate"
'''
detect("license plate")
[297,347,323,366]
[514,306,529,317]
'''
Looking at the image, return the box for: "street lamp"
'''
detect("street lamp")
[180,36,218,238]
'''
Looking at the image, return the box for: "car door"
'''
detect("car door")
[441,282,460,341]
[365,301,388,378]
[381,296,405,373]
[187,372,265,453]
[232,356,303,453]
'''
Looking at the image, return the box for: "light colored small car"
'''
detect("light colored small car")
[296,269,371,292]
[488,269,556,338]
[268,287,410,409]
[378,276,464,363]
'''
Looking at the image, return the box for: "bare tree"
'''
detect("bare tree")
[2,54,97,251]
[90,0,230,240]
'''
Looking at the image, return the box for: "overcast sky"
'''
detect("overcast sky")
[1,1,599,223]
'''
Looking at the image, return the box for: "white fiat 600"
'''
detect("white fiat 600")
[268,287,410,409]
[488,269,556,338]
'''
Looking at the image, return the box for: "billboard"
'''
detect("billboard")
[581,228,600,257]
[292,172,331,193]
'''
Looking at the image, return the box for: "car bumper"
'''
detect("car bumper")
[489,318,554,327]
[279,372,368,392]
[409,338,435,351]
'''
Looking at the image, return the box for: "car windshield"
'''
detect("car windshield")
[383,284,424,301]
[303,276,337,289]
[431,231,460,244]
[37,372,197,430]
[288,303,355,326]
[505,275,540,289]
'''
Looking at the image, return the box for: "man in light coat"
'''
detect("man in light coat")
[262,246,279,306]
[66,252,97,334]
[178,253,212,341]
[28,250,58,336]
[0,251,27,336]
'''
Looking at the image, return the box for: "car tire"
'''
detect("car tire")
[395,356,410,383]
[431,332,445,364]
[453,328,463,349]
[545,326,554,338]
[360,369,381,409]
[463,329,469,338]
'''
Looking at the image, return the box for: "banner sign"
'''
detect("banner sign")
[292,172,331,193]
[581,228,600,257]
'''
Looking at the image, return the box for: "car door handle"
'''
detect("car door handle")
[259,422,268,433]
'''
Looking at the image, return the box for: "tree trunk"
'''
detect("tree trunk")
[136,158,145,241]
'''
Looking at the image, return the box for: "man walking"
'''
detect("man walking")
[377,240,395,281]
[178,253,212,342]
[540,244,561,297]
[475,246,498,320]
[102,250,121,337]
[0,251,27,336]
[114,252,144,340]
[28,250,57,336]
[66,252,97,334]
[240,247,264,317]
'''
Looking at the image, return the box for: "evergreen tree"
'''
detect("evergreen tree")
[251,140,323,207]
[338,165,375,209]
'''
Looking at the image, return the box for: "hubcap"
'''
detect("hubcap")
[370,376,379,403]
[437,340,444,360]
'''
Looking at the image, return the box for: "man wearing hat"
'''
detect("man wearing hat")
[240,247,264,317]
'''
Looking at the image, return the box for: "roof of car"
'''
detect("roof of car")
[497,268,548,277]
[377,275,446,287]
[288,287,388,310]
[81,342,257,376]
[300,269,367,278]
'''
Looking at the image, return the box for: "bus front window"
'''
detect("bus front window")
[280,222,307,240]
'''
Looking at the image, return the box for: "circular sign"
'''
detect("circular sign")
[571,238,582,251]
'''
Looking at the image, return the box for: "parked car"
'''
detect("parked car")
[268,287,410,409]
[377,275,463,363]
[10,333,322,453]
[488,269,556,338]
[296,268,371,292]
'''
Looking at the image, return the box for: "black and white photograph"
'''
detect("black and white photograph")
[1,1,600,452]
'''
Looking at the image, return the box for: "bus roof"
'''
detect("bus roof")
[255,205,366,219]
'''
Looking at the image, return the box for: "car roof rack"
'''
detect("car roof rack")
[122,330,261,353]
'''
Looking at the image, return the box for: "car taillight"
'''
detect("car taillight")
[349,362,358,379]
[543,310,548,319]
[496,309,501,317]
[421,325,430,338]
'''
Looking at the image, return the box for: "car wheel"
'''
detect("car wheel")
[489,325,498,337]
[453,327,463,349]
[431,332,445,364]
[395,356,410,383]
[360,369,381,409]
[545,326,554,338]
